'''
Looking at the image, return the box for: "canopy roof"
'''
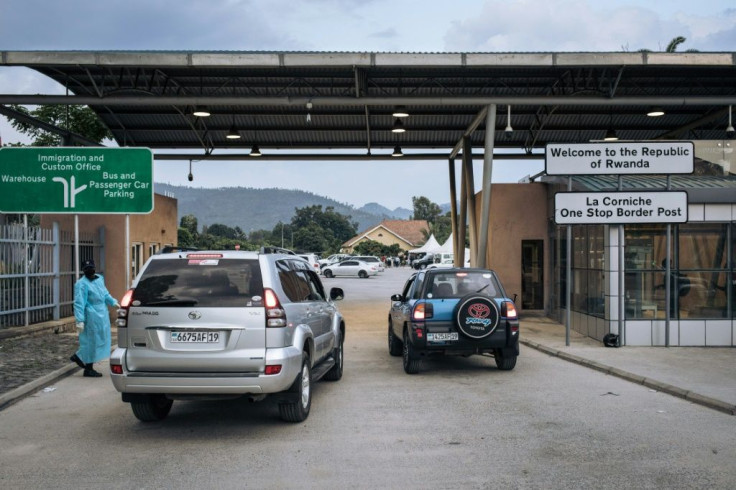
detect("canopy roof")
[411,234,440,254]
[1,51,736,160]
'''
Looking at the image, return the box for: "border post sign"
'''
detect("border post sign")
[555,191,688,225]
[0,147,153,214]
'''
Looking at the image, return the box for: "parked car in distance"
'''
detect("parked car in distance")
[110,248,345,423]
[352,255,385,272]
[322,259,379,278]
[298,253,322,273]
[388,268,519,374]
[319,254,351,270]
[413,253,436,269]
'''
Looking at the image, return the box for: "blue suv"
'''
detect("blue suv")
[388,268,519,374]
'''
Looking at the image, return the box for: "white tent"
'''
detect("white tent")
[410,234,441,254]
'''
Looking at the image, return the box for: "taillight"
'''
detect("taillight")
[110,364,123,375]
[116,289,134,328]
[264,288,286,327]
[264,365,282,375]
[412,302,433,320]
[501,301,518,320]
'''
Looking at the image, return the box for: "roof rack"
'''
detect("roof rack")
[159,246,199,254]
[260,246,296,255]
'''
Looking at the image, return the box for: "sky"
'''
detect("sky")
[1,0,735,210]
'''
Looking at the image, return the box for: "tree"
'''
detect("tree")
[180,215,199,236]
[411,196,442,223]
[290,205,357,254]
[8,104,112,146]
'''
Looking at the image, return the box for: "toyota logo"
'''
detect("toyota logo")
[467,303,490,319]
[188,311,202,320]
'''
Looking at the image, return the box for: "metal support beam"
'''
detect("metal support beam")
[152,152,542,161]
[448,157,459,267]
[462,136,478,267]
[3,95,735,107]
[476,104,496,268]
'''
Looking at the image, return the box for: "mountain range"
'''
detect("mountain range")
[154,183,415,233]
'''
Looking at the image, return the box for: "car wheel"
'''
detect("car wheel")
[279,351,312,422]
[388,319,403,356]
[402,329,421,374]
[453,294,500,340]
[324,269,334,278]
[131,395,173,422]
[358,270,368,278]
[323,336,343,381]
[494,349,517,371]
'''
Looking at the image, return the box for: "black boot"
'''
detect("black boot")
[70,353,85,369]
[83,363,102,377]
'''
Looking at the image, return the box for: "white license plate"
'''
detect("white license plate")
[427,332,458,342]
[170,331,221,343]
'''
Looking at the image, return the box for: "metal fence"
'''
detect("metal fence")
[0,222,103,327]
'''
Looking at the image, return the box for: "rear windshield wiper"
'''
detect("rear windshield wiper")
[141,298,199,306]
[476,284,489,293]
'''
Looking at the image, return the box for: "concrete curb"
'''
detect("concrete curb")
[0,364,80,411]
[521,339,736,416]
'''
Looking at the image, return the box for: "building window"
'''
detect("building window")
[149,242,160,258]
[555,225,604,317]
[131,243,143,281]
[624,223,732,319]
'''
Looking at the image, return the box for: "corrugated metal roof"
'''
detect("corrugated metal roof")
[2,50,736,159]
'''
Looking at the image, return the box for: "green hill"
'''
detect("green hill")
[154,183,394,233]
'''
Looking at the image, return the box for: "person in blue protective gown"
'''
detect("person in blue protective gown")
[69,260,119,377]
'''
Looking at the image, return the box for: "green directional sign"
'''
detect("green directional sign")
[0,147,153,214]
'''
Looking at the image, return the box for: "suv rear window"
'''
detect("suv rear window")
[132,258,263,308]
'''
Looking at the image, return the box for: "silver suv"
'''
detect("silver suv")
[110,248,345,423]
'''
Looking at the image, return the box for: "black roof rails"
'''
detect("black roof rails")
[159,246,199,254]
[260,246,296,255]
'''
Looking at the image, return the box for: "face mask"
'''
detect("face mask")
[84,269,96,279]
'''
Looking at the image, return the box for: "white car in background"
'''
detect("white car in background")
[322,259,379,278]
[298,253,322,273]
[352,255,385,272]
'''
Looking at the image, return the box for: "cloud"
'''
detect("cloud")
[440,0,731,52]
[370,28,399,39]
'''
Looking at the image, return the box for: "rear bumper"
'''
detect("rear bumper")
[109,345,302,395]
[410,319,520,355]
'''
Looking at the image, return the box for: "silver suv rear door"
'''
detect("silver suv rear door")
[124,257,267,373]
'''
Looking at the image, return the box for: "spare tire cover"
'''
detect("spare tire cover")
[454,295,500,339]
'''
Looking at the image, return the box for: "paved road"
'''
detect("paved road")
[2,267,735,489]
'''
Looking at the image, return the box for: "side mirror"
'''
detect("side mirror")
[390,293,403,302]
[330,287,344,301]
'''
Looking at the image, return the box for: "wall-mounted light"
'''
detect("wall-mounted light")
[392,117,406,133]
[392,145,403,157]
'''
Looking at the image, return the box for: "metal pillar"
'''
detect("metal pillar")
[462,136,478,267]
[476,104,496,268]
[448,157,460,267]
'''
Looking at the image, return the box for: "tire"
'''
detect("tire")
[131,395,173,422]
[453,294,500,340]
[323,336,343,381]
[402,329,421,374]
[358,270,368,278]
[279,352,312,422]
[324,269,334,278]
[494,349,517,371]
[388,319,403,356]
